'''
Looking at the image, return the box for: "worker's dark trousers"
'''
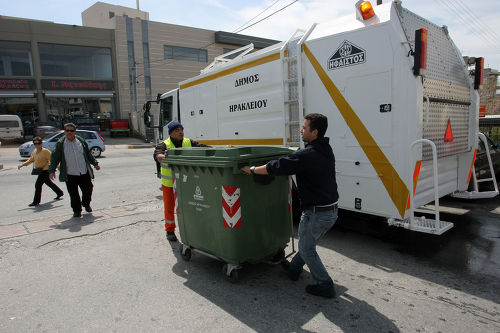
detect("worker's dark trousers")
[65,172,93,213]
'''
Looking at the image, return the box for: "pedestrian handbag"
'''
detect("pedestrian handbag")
[31,167,44,175]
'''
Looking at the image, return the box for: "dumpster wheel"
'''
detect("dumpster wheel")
[180,244,192,261]
[222,264,240,283]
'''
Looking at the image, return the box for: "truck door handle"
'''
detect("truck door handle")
[199,110,203,115]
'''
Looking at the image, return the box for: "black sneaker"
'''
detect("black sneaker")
[73,211,82,218]
[28,202,39,207]
[84,205,92,212]
[305,284,336,299]
[166,232,177,242]
[54,194,63,200]
[282,260,300,281]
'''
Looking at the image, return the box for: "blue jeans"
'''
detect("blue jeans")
[289,208,338,288]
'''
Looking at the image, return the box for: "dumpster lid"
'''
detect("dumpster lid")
[163,146,292,167]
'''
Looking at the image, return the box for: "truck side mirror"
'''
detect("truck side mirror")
[144,110,152,128]
[143,101,151,112]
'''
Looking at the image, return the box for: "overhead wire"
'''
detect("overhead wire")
[235,0,299,34]
[232,0,283,33]
[453,0,500,51]
[438,0,500,51]
[137,0,299,72]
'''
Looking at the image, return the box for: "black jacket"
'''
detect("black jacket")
[266,137,339,208]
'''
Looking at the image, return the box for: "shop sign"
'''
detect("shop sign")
[42,79,114,90]
[0,79,36,90]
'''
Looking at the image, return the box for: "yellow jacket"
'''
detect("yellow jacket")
[23,148,51,170]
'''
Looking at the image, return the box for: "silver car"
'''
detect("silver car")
[19,130,105,158]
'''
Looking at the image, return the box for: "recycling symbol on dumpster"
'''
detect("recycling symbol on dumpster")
[193,185,204,201]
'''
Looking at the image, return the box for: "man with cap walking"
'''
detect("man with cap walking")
[153,121,208,241]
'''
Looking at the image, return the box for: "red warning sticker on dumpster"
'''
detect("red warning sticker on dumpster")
[222,185,241,229]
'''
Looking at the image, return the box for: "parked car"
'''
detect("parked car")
[475,134,500,178]
[19,130,105,158]
[33,124,60,137]
[0,115,23,142]
[73,117,100,131]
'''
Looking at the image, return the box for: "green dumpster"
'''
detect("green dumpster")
[163,146,293,281]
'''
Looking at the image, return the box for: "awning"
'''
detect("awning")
[0,91,36,97]
[44,91,115,98]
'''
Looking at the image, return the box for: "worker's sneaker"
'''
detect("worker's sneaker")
[282,260,300,281]
[305,284,336,299]
[166,232,177,242]
[28,202,39,207]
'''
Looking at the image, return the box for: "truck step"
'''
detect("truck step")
[450,190,499,199]
[387,216,454,235]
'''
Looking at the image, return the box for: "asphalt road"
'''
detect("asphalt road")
[0,144,499,332]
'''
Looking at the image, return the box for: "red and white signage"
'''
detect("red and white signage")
[222,185,241,229]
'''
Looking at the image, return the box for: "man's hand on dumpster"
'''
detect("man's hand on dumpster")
[241,166,251,175]
[241,165,269,175]
[156,149,168,163]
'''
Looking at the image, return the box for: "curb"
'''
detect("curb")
[127,144,155,149]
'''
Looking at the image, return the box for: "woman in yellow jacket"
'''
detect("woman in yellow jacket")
[18,136,64,207]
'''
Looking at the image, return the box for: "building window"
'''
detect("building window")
[109,11,115,19]
[45,97,113,121]
[39,43,112,78]
[164,45,208,62]
[141,20,152,100]
[143,43,151,97]
[0,41,33,76]
[126,17,136,103]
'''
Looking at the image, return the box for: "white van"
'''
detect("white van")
[0,115,24,141]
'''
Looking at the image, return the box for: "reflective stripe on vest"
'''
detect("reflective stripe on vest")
[161,137,192,187]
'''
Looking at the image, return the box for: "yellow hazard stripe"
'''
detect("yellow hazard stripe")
[303,44,409,218]
[197,138,284,146]
[180,52,281,90]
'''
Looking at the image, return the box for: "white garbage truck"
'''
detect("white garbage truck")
[144,0,498,234]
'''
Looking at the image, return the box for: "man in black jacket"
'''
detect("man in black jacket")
[241,113,339,298]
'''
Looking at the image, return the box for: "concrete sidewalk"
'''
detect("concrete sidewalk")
[0,201,162,241]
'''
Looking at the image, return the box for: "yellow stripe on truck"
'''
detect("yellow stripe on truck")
[180,52,281,90]
[303,44,409,218]
[198,138,284,146]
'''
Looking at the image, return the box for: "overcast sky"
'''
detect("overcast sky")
[2,0,500,70]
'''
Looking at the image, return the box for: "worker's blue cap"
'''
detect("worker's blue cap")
[168,121,183,134]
